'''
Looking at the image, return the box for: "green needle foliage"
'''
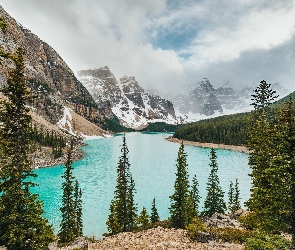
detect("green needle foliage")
[245,80,283,232]
[0,48,54,249]
[169,141,194,229]
[233,178,241,212]
[0,15,7,30]
[228,179,241,214]
[150,198,160,223]
[228,181,234,213]
[137,207,150,231]
[190,174,201,216]
[58,145,77,245]
[74,180,83,237]
[202,148,226,217]
[107,134,137,234]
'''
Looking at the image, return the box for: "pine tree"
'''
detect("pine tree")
[0,48,54,249]
[169,141,194,229]
[228,179,241,214]
[202,148,226,217]
[191,174,201,216]
[58,145,77,245]
[106,134,137,234]
[232,178,241,212]
[251,80,278,110]
[278,98,295,249]
[74,180,83,237]
[137,207,150,231]
[228,181,234,213]
[126,176,137,231]
[151,198,160,223]
[245,81,283,232]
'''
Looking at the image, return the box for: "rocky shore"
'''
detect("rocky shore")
[89,227,244,250]
[166,136,249,154]
[31,142,84,169]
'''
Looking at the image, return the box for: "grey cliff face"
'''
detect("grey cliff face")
[79,67,177,128]
[0,6,104,126]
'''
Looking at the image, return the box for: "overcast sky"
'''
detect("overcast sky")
[1,0,295,93]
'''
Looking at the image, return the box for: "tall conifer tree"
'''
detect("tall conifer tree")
[228,179,241,214]
[0,48,54,249]
[137,207,150,231]
[233,178,241,212]
[169,141,194,229]
[228,181,234,213]
[107,134,137,234]
[151,198,160,223]
[202,148,226,217]
[58,145,77,245]
[74,180,83,237]
[245,81,282,232]
[191,174,201,216]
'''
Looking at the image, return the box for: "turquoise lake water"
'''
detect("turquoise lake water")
[32,132,251,238]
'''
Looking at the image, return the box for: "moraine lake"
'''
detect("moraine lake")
[32,132,251,237]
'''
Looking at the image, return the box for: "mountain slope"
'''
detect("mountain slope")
[0,5,110,135]
[79,67,177,129]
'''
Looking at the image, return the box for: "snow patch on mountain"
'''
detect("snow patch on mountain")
[58,107,76,136]
[78,67,178,129]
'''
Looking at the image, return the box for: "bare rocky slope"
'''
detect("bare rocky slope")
[0,5,111,133]
[79,67,177,129]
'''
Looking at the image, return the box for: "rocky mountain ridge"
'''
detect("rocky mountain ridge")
[0,5,111,138]
[79,67,177,129]
[163,79,289,121]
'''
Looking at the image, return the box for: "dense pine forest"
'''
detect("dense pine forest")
[173,89,295,146]
[173,112,249,145]
[141,122,184,132]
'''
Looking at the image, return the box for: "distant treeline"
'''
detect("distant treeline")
[103,116,134,133]
[30,125,66,158]
[141,122,184,132]
[173,90,295,146]
[173,113,249,145]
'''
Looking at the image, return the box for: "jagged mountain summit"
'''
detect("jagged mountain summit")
[0,5,111,138]
[164,79,289,121]
[78,67,177,129]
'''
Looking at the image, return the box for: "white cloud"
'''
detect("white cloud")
[1,0,295,93]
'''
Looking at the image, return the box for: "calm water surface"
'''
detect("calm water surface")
[33,132,251,237]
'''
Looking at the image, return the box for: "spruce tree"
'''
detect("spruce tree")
[126,176,137,231]
[106,134,137,234]
[151,198,160,223]
[169,141,194,229]
[137,207,150,231]
[245,81,283,232]
[0,48,54,249]
[74,180,83,237]
[58,145,77,245]
[228,181,234,214]
[232,178,241,212]
[202,148,226,217]
[228,179,241,214]
[191,174,201,216]
[250,80,278,110]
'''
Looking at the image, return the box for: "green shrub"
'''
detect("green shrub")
[151,220,170,229]
[186,217,208,240]
[210,227,253,244]
[245,231,291,250]
[238,212,259,230]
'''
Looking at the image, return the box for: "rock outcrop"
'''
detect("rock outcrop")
[0,5,106,129]
[79,67,177,129]
[89,227,244,250]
